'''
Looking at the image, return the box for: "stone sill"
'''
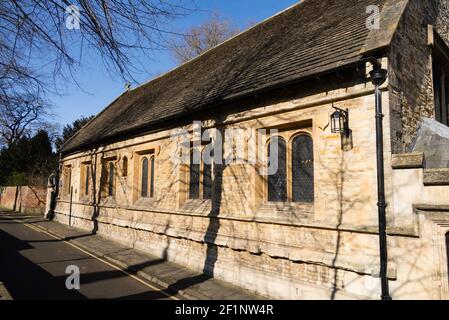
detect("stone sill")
[391,152,424,169]
[257,202,313,221]
[259,201,314,212]
[423,168,449,186]
[78,198,93,205]
[99,196,117,206]
[57,195,72,201]
[133,197,158,208]
[414,204,449,212]
[178,199,212,214]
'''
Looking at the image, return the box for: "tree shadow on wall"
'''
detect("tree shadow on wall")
[318,139,432,300]
[90,150,103,235]
[160,123,227,295]
[324,149,365,300]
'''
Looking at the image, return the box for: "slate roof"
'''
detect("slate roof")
[61,0,407,154]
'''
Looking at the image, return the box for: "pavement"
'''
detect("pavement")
[0,211,263,300]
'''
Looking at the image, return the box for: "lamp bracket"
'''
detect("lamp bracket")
[331,104,349,116]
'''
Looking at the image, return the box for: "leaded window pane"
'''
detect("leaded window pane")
[268,137,287,202]
[292,135,314,203]
[122,157,128,176]
[149,156,155,198]
[141,158,148,197]
[189,150,200,199]
[108,163,114,197]
[203,151,212,200]
[67,167,72,195]
[85,166,90,195]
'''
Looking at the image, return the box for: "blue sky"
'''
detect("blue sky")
[51,0,299,127]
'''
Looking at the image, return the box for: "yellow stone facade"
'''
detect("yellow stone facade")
[51,0,449,298]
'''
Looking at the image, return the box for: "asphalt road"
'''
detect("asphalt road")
[0,213,184,300]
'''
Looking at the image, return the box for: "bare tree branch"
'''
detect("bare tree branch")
[0,0,195,147]
[0,93,52,147]
[0,0,194,93]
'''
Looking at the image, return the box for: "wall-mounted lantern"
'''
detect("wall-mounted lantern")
[330,105,353,151]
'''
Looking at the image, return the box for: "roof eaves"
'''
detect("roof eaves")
[58,91,128,154]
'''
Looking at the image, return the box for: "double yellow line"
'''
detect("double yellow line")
[16,218,181,300]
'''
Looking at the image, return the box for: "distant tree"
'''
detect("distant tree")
[168,13,240,64]
[0,93,52,147]
[26,130,57,185]
[0,130,56,186]
[55,115,95,150]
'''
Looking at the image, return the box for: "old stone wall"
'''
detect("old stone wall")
[53,51,449,299]
[54,65,405,299]
[388,0,449,153]
[390,152,449,299]
[50,1,449,300]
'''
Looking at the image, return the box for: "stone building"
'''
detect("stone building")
[51,0,449,299]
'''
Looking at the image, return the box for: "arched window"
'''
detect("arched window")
[85,165,90,196]
[189,149,200,199]
[268,136,287,202]
[122,156,128,177]
[141,157,148,197]
[149,156,155,198]
[141,155,155,198]
[65,166,72,195]
[292,134,314,203]
[108,162,115,197]
[203,149,212,200]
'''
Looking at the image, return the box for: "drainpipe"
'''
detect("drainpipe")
[369,60,391,300]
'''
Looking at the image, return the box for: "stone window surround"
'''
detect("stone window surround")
[429,25,449,127]
[188,145,212,201]
[60,164,72,199]
[79,161,92,201]
[261,127,314,205]
[133,147,157,204]
[140,154,155,199]
[177,138,214,207]
[101,156,117,200]
[432,58,449,126]
[122,156,128,177]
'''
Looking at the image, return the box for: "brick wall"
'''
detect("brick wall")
[0,186,47,215]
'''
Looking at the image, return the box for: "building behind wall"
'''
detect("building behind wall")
[51,0,449,299]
